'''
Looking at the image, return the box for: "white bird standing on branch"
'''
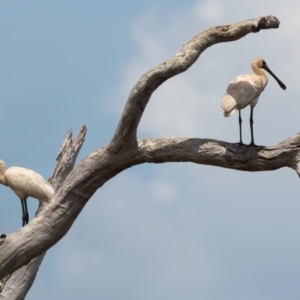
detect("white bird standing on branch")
[221,58,286,146]
[0,160,55,226]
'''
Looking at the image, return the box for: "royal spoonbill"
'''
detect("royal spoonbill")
[221,58,286,146]
[0,160,55,226]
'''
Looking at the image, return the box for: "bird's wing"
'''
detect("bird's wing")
[225,74,263,110]
[5,167,55,201]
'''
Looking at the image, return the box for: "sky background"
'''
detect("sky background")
[0,1,299,299]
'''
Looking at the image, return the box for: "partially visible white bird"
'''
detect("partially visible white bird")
[0,160,55,226]
[221,58,286,146]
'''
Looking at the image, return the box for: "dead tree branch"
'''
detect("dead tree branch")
[137,134,300,175]
[0,126,87,299]
[111,15,280,150]
[0,15,288,299]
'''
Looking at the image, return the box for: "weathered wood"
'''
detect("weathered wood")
[0,254,46,300]
[0,15,287,299]
[111,15,280,150]
[1,131,299,285]
[137,134,300,174]
[0,126,87,300]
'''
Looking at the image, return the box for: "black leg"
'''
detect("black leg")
[20,199,26,226]
[249,107,255,146]
[238,110,243,145]
[24,198,29,225]
[20,198,29,226]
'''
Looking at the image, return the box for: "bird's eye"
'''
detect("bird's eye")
[262,60,266,65]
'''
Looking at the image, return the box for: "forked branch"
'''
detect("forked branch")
[0,126,87,299]
[0,15,289,300]
[111,15,281,150]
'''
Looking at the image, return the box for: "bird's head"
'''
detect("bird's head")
[251,58,286,90]
[251,58,265,69]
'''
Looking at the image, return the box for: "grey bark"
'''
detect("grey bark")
[0,126,87,299]
[0,15,292,299]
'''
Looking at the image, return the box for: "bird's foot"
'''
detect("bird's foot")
[248,142,260,147]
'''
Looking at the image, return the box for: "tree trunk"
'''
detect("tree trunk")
[0,15,293,299]
[0,127,87,299]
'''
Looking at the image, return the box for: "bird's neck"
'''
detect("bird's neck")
[252,66,268,86]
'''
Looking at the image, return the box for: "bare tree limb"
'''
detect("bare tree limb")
[0,126,87,300]
[0,254,46,300]
[111,15,281,150]
[136,134,300,174]
[1,130,299,282]
[0,15,287,298]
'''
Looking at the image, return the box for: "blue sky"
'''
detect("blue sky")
[0,1,299,299]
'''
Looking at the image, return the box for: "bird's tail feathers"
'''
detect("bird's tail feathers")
[221,95,236,117]
[223,109,236,117]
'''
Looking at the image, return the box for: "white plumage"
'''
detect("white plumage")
[0,160,55,226]
[221,58,286,145]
